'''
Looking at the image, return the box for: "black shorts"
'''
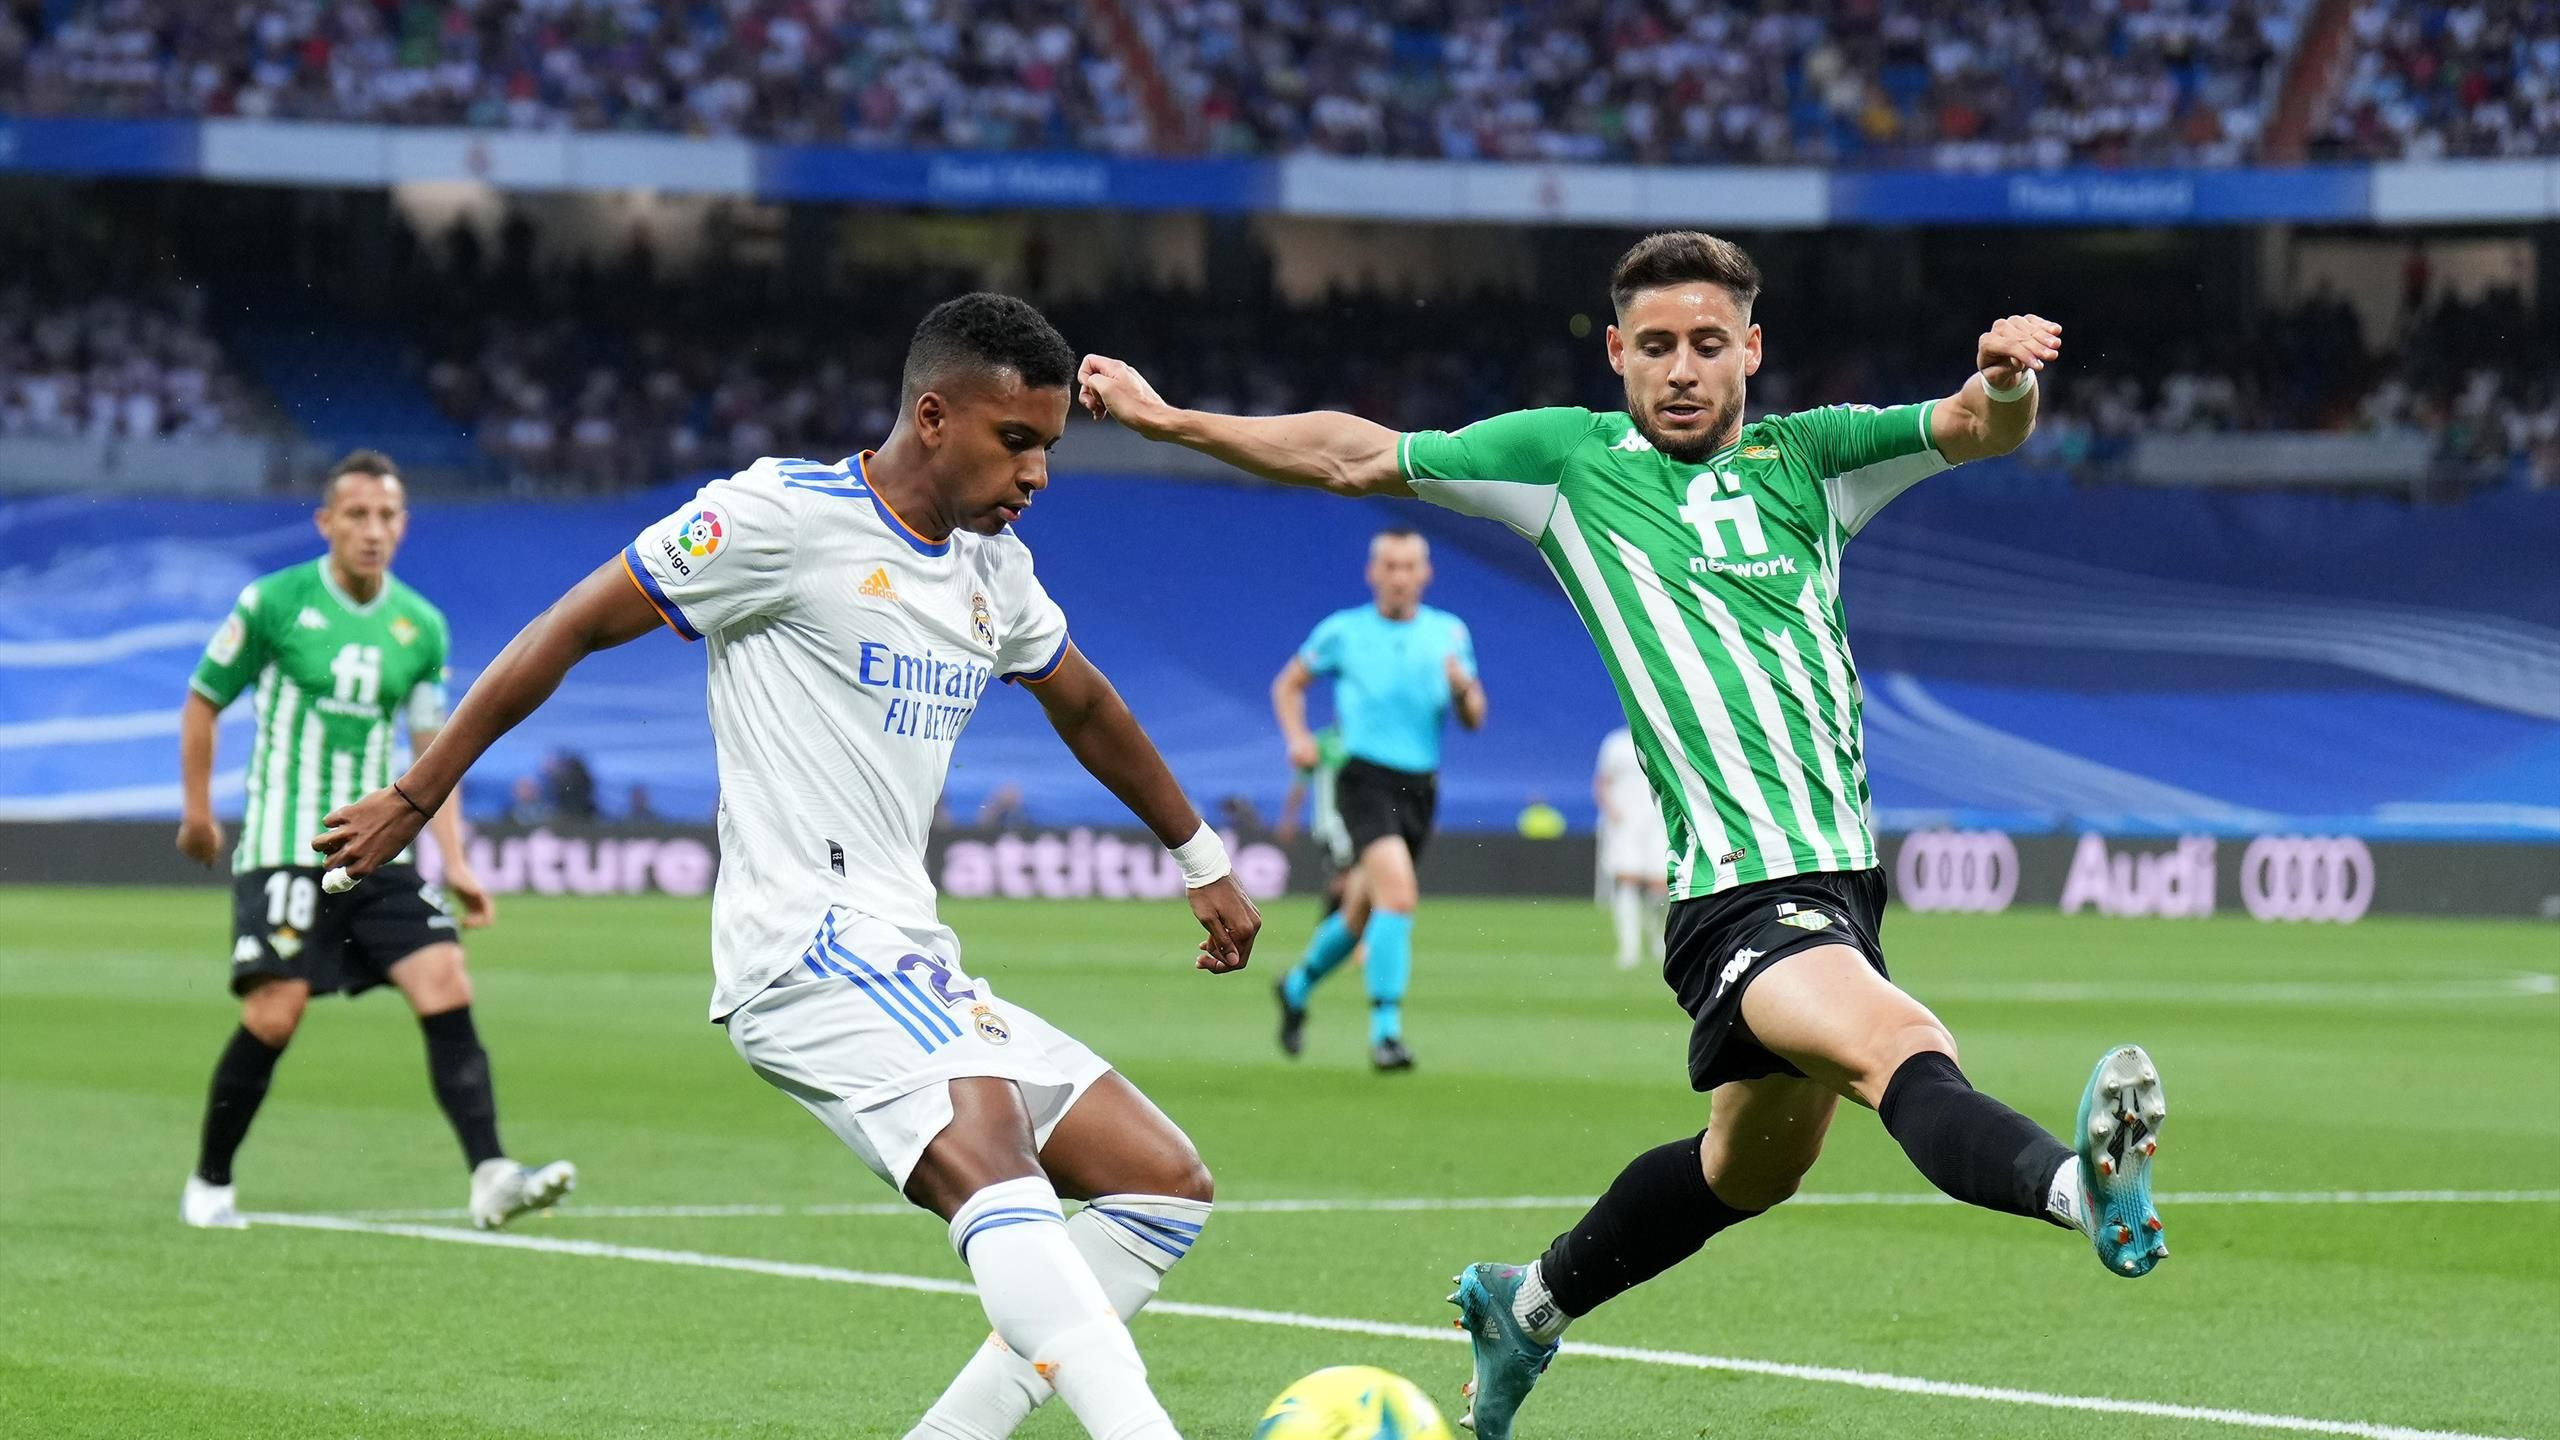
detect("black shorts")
[1333,757,1438,861]
[1663,868,1888,1092]
[229,864,458,998]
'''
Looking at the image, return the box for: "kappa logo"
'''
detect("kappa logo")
[1717,947,1761,992]
[296,607,329,630]
[1611,428,1655,453]
[231,936,261,963]
[858,568,899,602]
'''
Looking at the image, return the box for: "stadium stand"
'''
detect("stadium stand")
[7,473,2555,834]
[0,0,1156,151]
[1141,0,2310,167]
[2315,0,2560,158]
[5,0,2324,166]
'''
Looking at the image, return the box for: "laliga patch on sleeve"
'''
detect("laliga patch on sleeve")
[207,614,246,665]
[657,504,729,580]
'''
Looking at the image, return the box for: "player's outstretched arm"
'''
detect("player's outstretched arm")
[1931,314,2062,464]
[313,557,666,882]
[1023,643,1263,974]
[1077,354,1410,497]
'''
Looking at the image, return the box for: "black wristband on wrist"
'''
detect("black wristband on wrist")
[392,782,435,821]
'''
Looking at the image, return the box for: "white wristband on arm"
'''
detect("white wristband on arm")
[1171,822,1232,889]
[1982,369,2036,404]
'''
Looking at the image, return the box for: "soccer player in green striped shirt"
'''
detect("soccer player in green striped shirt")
[1080,232,2169,1437]
[175,450,573,1233]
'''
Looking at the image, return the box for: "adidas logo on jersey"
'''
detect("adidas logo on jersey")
[858,568,899,602]
[297,607,328,630]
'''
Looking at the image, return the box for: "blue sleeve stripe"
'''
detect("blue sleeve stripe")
[621,543,702,641]
[1002,633,1070,685]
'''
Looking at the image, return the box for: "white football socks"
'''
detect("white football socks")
[909,1191,1209,1440]
[1511,1260,1571,1344]
[2046,1155,2089,1234]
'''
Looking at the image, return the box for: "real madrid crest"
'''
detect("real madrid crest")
[969,590,996,650]
[970,1003,1011,1045]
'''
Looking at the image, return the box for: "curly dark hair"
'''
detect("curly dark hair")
[1610,232,1763,319]
[902,292,1076,401]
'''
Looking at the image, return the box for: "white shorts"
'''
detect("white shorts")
[723,908,1112,1192]
[1601,815,1672,883]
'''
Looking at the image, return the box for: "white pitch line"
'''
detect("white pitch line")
[333,1188,2560,1223]
[243,1211,2532,1440]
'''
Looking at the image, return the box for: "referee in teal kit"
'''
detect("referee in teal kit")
[1268,528,1486,1070]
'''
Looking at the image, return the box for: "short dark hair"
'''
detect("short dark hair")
[323,448,401,503]
[902,292,1076,401]
[1609,231,1763,318]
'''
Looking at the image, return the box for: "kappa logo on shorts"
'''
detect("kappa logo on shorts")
[970,1004,1011,1045]
[232,936,262,963]
[1715,947,1760,995]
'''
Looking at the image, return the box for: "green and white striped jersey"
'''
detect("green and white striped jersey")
[189,560,452,873]
[1399,403,1949,899]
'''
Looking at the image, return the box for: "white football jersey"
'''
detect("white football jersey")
[623,454,1070,1018]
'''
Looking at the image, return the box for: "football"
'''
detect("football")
[1256,1365,1454,1439]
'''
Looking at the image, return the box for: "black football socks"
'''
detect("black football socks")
[1523,1131,1765,1336]
[1878,1051,2075,1226]
[419,1006,506,1168]
[196,1025,286,1186]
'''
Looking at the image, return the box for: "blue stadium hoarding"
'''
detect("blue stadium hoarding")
[4,114,2556,227]
[1828,165,2374,226]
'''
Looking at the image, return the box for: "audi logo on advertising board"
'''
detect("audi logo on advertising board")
[2239,835,2375,923]
[1895,830,2020,913]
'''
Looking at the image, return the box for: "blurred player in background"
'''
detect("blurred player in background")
[1275,723,1356,918]
[1080,230,2169,1439]
[1269,530,1487,1071]
[1596,726,1670,970]
[175,449,573,1232]
[313,296,1260,1440]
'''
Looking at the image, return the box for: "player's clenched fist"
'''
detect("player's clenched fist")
[311,786,431,888]
[1977,314,2062,389]
[1187,874,1262,974]
[1078,354,1181,439]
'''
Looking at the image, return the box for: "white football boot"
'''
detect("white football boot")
[468,1157,578,1230]
[181,1175,248,1229]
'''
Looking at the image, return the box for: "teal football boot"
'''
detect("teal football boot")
[2076,1043,2170,1277]
[1447,1263,1559,1437]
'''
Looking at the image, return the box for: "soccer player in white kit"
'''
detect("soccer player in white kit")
[315,295,1263,1440]
[1594,726,1670,970]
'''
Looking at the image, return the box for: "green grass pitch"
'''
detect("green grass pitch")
[4,885,2556,1439]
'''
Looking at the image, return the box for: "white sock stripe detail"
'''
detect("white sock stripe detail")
[946,1178,1067,1258]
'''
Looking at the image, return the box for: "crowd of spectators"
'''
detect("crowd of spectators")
[0,284,252,441]
[4,0,2327,168]
[1143,0,2305,169]
[2315,0,2560,159]
[2,0,1152,153]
